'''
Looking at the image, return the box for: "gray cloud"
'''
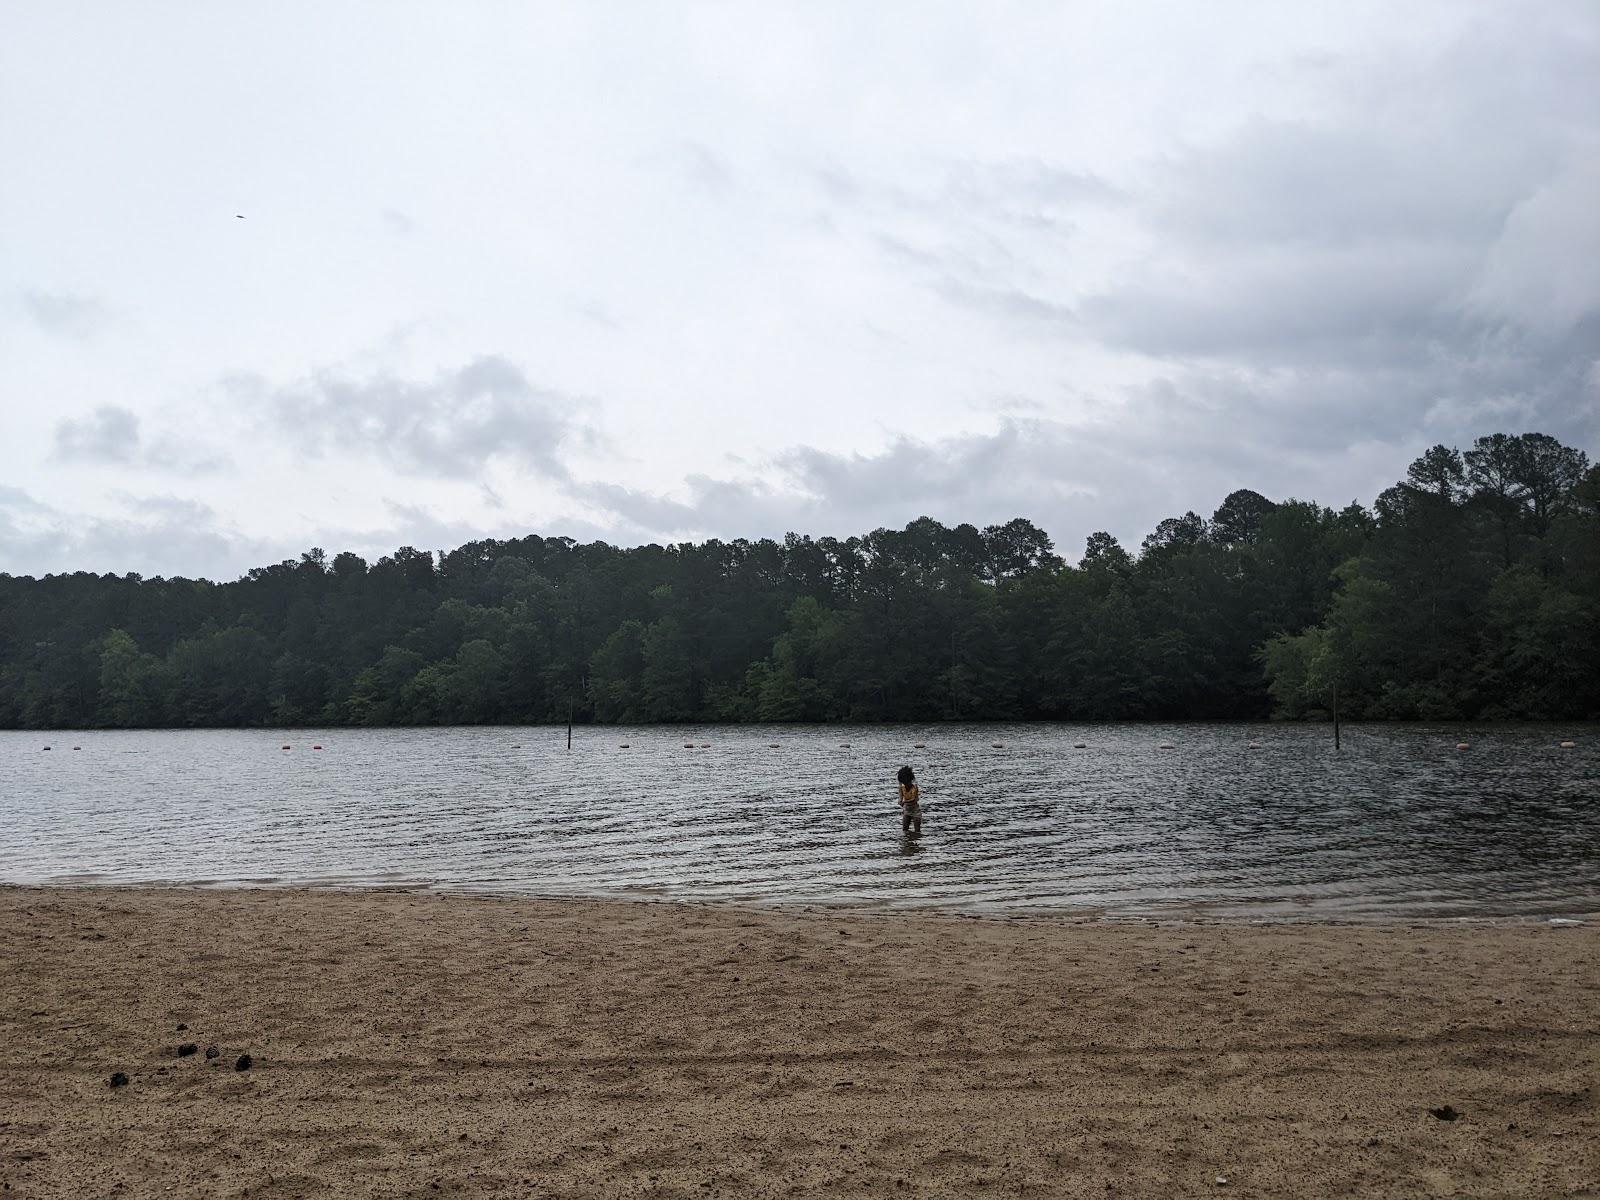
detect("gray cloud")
[814,157,1115,325]
[576,382,1597,563]
[381,208,416,235]
[52,405,229,475]
[0,487,272,581]
[576,420,1137,553]
[20,289,111,340]
[253,355,590,481]
[1052,16,1600,475]
[54,406,139,464]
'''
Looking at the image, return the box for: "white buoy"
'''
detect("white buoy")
[699,743,710,748]
[1560,740,1576,748]
[1074,742,1086,749]
[913,742,926,749]
[1248,741,1261,749]
[991,742,1004,749]
[1159,742,1175,750]
[1456,742,1470,750]
[768,743,780,749]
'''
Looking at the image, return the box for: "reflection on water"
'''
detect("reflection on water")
[1,723,1596,920]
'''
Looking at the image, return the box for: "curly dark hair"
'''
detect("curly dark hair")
[897,765,915,786]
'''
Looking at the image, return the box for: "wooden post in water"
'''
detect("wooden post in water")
[567,702,573,751]
[1332,678,1341,751]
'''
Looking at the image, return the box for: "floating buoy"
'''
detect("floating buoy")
[1456,742,1470,750]
[281,745,291,750]
[990,742,1004,749]
[1248,741,1261,749]
[1560,741,1576,748]
[1074,742,1086,749]
[699,743,710,748]
[42,746,51,751]
[1159,743,1175,750]
[312,745,323,750]
[683,743,695,749]
[619,743,630,749]
[839,742,851,748]
[768,743,780,749]
[914,742,926,749]
[72,746,81,750]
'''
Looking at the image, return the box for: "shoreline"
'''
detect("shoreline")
[5,879,1598,928]
[3,885,1597,1197]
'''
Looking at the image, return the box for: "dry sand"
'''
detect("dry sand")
[1,887,1596,1199]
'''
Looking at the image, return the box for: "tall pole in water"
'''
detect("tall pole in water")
[567,700,573,751]
[1332,677,1341,751]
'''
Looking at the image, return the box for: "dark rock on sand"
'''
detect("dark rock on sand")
[235,1054,253,1071]
[177,1043,198,1057]
[204,1044,220,1060]
[109,1072,129,1088]
[1430,1105,1461,1121]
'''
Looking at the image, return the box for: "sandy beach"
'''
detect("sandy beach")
[1,887,1595,1198]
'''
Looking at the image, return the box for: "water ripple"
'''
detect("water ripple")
[1,723,1597,919]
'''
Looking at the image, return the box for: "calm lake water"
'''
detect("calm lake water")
[1,723,1596,920]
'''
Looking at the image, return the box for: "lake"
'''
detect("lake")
[1,723,1596,920]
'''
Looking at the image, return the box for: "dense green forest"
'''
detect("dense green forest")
[2,432,1595,728]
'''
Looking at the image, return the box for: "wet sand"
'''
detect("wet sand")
[1,887,1596,1198]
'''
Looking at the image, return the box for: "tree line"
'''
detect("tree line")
[1,431,1594,729]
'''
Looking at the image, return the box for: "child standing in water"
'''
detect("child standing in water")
[897,765,922,835]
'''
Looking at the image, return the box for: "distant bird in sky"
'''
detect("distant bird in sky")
[235,214,245,219]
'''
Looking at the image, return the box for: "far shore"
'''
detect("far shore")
[2,885,1596,1198]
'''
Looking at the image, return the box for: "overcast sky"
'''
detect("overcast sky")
[3,1,1597,580]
